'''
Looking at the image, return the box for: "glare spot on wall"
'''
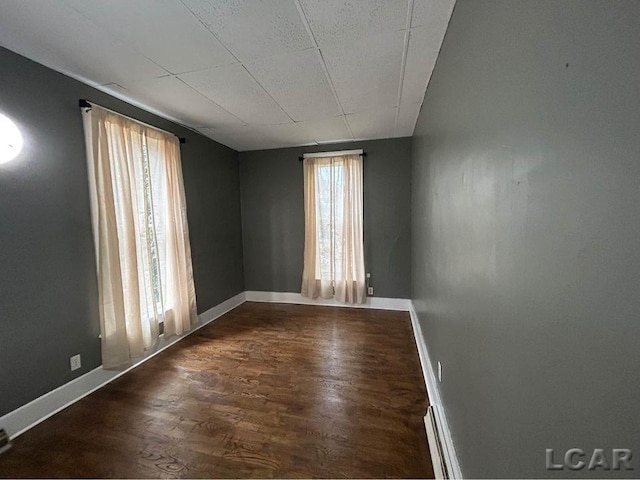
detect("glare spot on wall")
[0,112,23,164]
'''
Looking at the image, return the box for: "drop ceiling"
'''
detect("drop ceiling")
[0,0,455,151]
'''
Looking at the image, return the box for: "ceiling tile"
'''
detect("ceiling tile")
[396,102,421,137]
[245,49,341,122]
[181,0,313,61]
[0,0,454,149]
[62,0,237,75]
[300,0,407,47]
[201,123,320,151]
[411,0,455,30]
[400,27,440,105]
[195,127,243,151]
[322,29,404,114]
[255,123,318,147]
[0,0,166,85]
[179,64,291,125]
[113,76,244,128]
[234,139,283,151]
[197,125,280,151]
[296,116,353,144]
[346,107,397,140]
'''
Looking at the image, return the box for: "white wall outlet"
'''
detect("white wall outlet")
[438,361,443,382]
[367,286,374,295]
[366,272,371,279]
[70,354,81,371]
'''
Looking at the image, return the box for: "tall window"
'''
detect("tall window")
[82,103,197,368]
[301,151,366,304]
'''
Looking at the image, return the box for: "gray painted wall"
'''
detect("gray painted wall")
[411,1,640,478]
[0,46,244,417]
[239,138,412,298]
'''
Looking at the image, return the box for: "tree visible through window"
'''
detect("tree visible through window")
[141,142,164,321]
[316,163,345,282]
[301,153,366,304]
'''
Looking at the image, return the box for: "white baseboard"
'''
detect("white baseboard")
[0,290,415,443]
[245,290,411,311]
[0,292,246,440]
[409,302,463,479]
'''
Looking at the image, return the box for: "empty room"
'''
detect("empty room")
[1,0,639,478]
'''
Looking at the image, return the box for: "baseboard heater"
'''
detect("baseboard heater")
[424,406,448,479]
[0,428,12,456]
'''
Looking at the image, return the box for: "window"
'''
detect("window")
[82,102,197,368]
[140,139,167,324]
[301,151,366,304]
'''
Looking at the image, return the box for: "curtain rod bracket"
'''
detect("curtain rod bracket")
[79,99,92,110]
[179,137,186,144]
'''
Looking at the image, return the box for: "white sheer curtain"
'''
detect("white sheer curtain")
[82,104,197,368]
[301,153,366,304]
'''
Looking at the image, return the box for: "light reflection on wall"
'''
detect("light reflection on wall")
[0,112,23,165]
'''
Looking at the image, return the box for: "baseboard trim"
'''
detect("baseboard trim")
[1,291,413,441]
[409,302,463,479]
[0,292,246,440]
[245,290,411,311]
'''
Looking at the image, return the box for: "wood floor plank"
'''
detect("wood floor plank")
[0,302,433,478]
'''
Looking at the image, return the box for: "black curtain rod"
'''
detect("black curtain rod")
[79,99,186,144]
[298,152,366,161]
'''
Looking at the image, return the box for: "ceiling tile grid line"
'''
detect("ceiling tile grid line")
[292,0,355,140]
[298,0,407,49]
[177,0,254,64]
[59,0,171,79]
[394,0,415,136]
[180,0,293,129]
[0,0,166,86]
[111,74,252,130]
[321,28,405,117]
[176,0,244,66]
[180,0,314,62]
[181,0,342,133]
[173,75,249,127]
[61,0,237,76]
[177,64,293,126]
[103,78,244,132]
[97,81,218,139]
[239,64,297,124]
[299,0,410,142]
[179,0,313,129]
[315,49,355,140]
[243,48,342,123]
[104,73,250,130]
[398,0,458,138]
[0,0,456,151]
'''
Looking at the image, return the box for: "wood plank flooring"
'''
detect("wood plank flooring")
[0,302,432,478]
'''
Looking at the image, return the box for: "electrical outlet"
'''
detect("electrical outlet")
[367,286,374,295]
[438,361,443,382]
[366,272,371,279]
[70,354,81,371]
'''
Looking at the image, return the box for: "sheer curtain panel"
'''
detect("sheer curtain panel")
[82,104,197,368]
[301,153,366,304]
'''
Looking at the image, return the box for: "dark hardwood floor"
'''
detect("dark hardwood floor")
[0,302,432,478]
